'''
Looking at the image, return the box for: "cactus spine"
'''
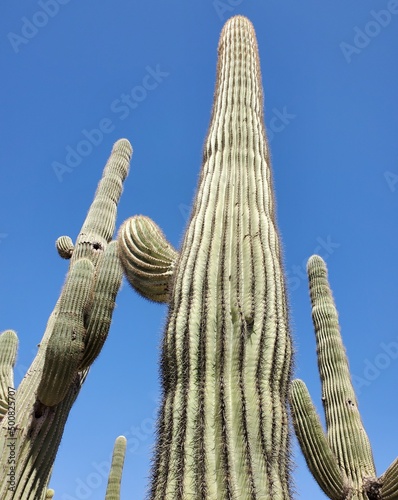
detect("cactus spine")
[119,15,293,499]
[0,139,132,499]
[290,255,398,499]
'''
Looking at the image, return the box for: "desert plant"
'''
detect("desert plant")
[118,15,293,499]
[0,138,132,499]
[290,255,398,500]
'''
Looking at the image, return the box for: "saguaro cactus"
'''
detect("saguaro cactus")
[0,139,132,499]
[119,16,293,499]
[290,255,398,499]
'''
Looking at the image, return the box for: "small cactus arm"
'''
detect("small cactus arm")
[0,139,132,499]
[118,215,178,303]
[105,435,127,500]
[289,255,398,499]
[118,16,293,499]
[0,330,18,420]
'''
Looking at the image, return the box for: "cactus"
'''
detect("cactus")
[0,139,132,499]
[105,436,127,500]
[290,255,398,499]
[118,15,293,499]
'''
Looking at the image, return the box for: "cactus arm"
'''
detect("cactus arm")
[56,236,74,259]
[118,215,178,303]
[0,330,18,421]
[307,255,376,490]
[147,16,293,499]
[78,240,123,368]
[37,258,94,406]
[45,489,54,499]
[105,436,127,500]
[289,379,345,499]
[78,139,131,246]
[379,457,398,499]
[0,139,132,499]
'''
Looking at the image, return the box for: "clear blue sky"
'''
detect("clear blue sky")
[1,1,398,498]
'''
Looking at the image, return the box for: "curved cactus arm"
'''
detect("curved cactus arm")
[45,489,55,498]
[379,457,398,499]
[105,436,127,500]
[56,236,74,259]
[0,330,18,420]
[78,240,123,369]
[117,215,178,303]
[290,379,345,499]
[305,255,377,496]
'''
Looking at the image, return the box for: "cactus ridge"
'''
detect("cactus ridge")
[290,255,398,499]
[148,15,293,499]
[118,215,178,303]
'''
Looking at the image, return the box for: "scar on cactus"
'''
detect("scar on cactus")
[290,255,398,500]
[118,15,293,499]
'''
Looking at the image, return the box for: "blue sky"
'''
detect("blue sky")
[1,1,398,498]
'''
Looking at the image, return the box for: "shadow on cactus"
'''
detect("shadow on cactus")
[0,139,132,499]
[290,255,398,500]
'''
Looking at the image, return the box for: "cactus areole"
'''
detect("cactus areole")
[144,16,293,499]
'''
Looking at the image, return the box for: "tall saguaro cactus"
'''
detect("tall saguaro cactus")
[0,139,132,499]
[119,16,293,499]
[290,255,398,499]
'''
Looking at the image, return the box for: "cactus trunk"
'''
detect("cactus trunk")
[149,16,292,500]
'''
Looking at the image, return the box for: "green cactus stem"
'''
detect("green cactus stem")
[105,436,127,500]
[290,255,398,499]
[119,16,293,499]
[0,139,132,499]
[118,215,178,303]
[0,330,18,420]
